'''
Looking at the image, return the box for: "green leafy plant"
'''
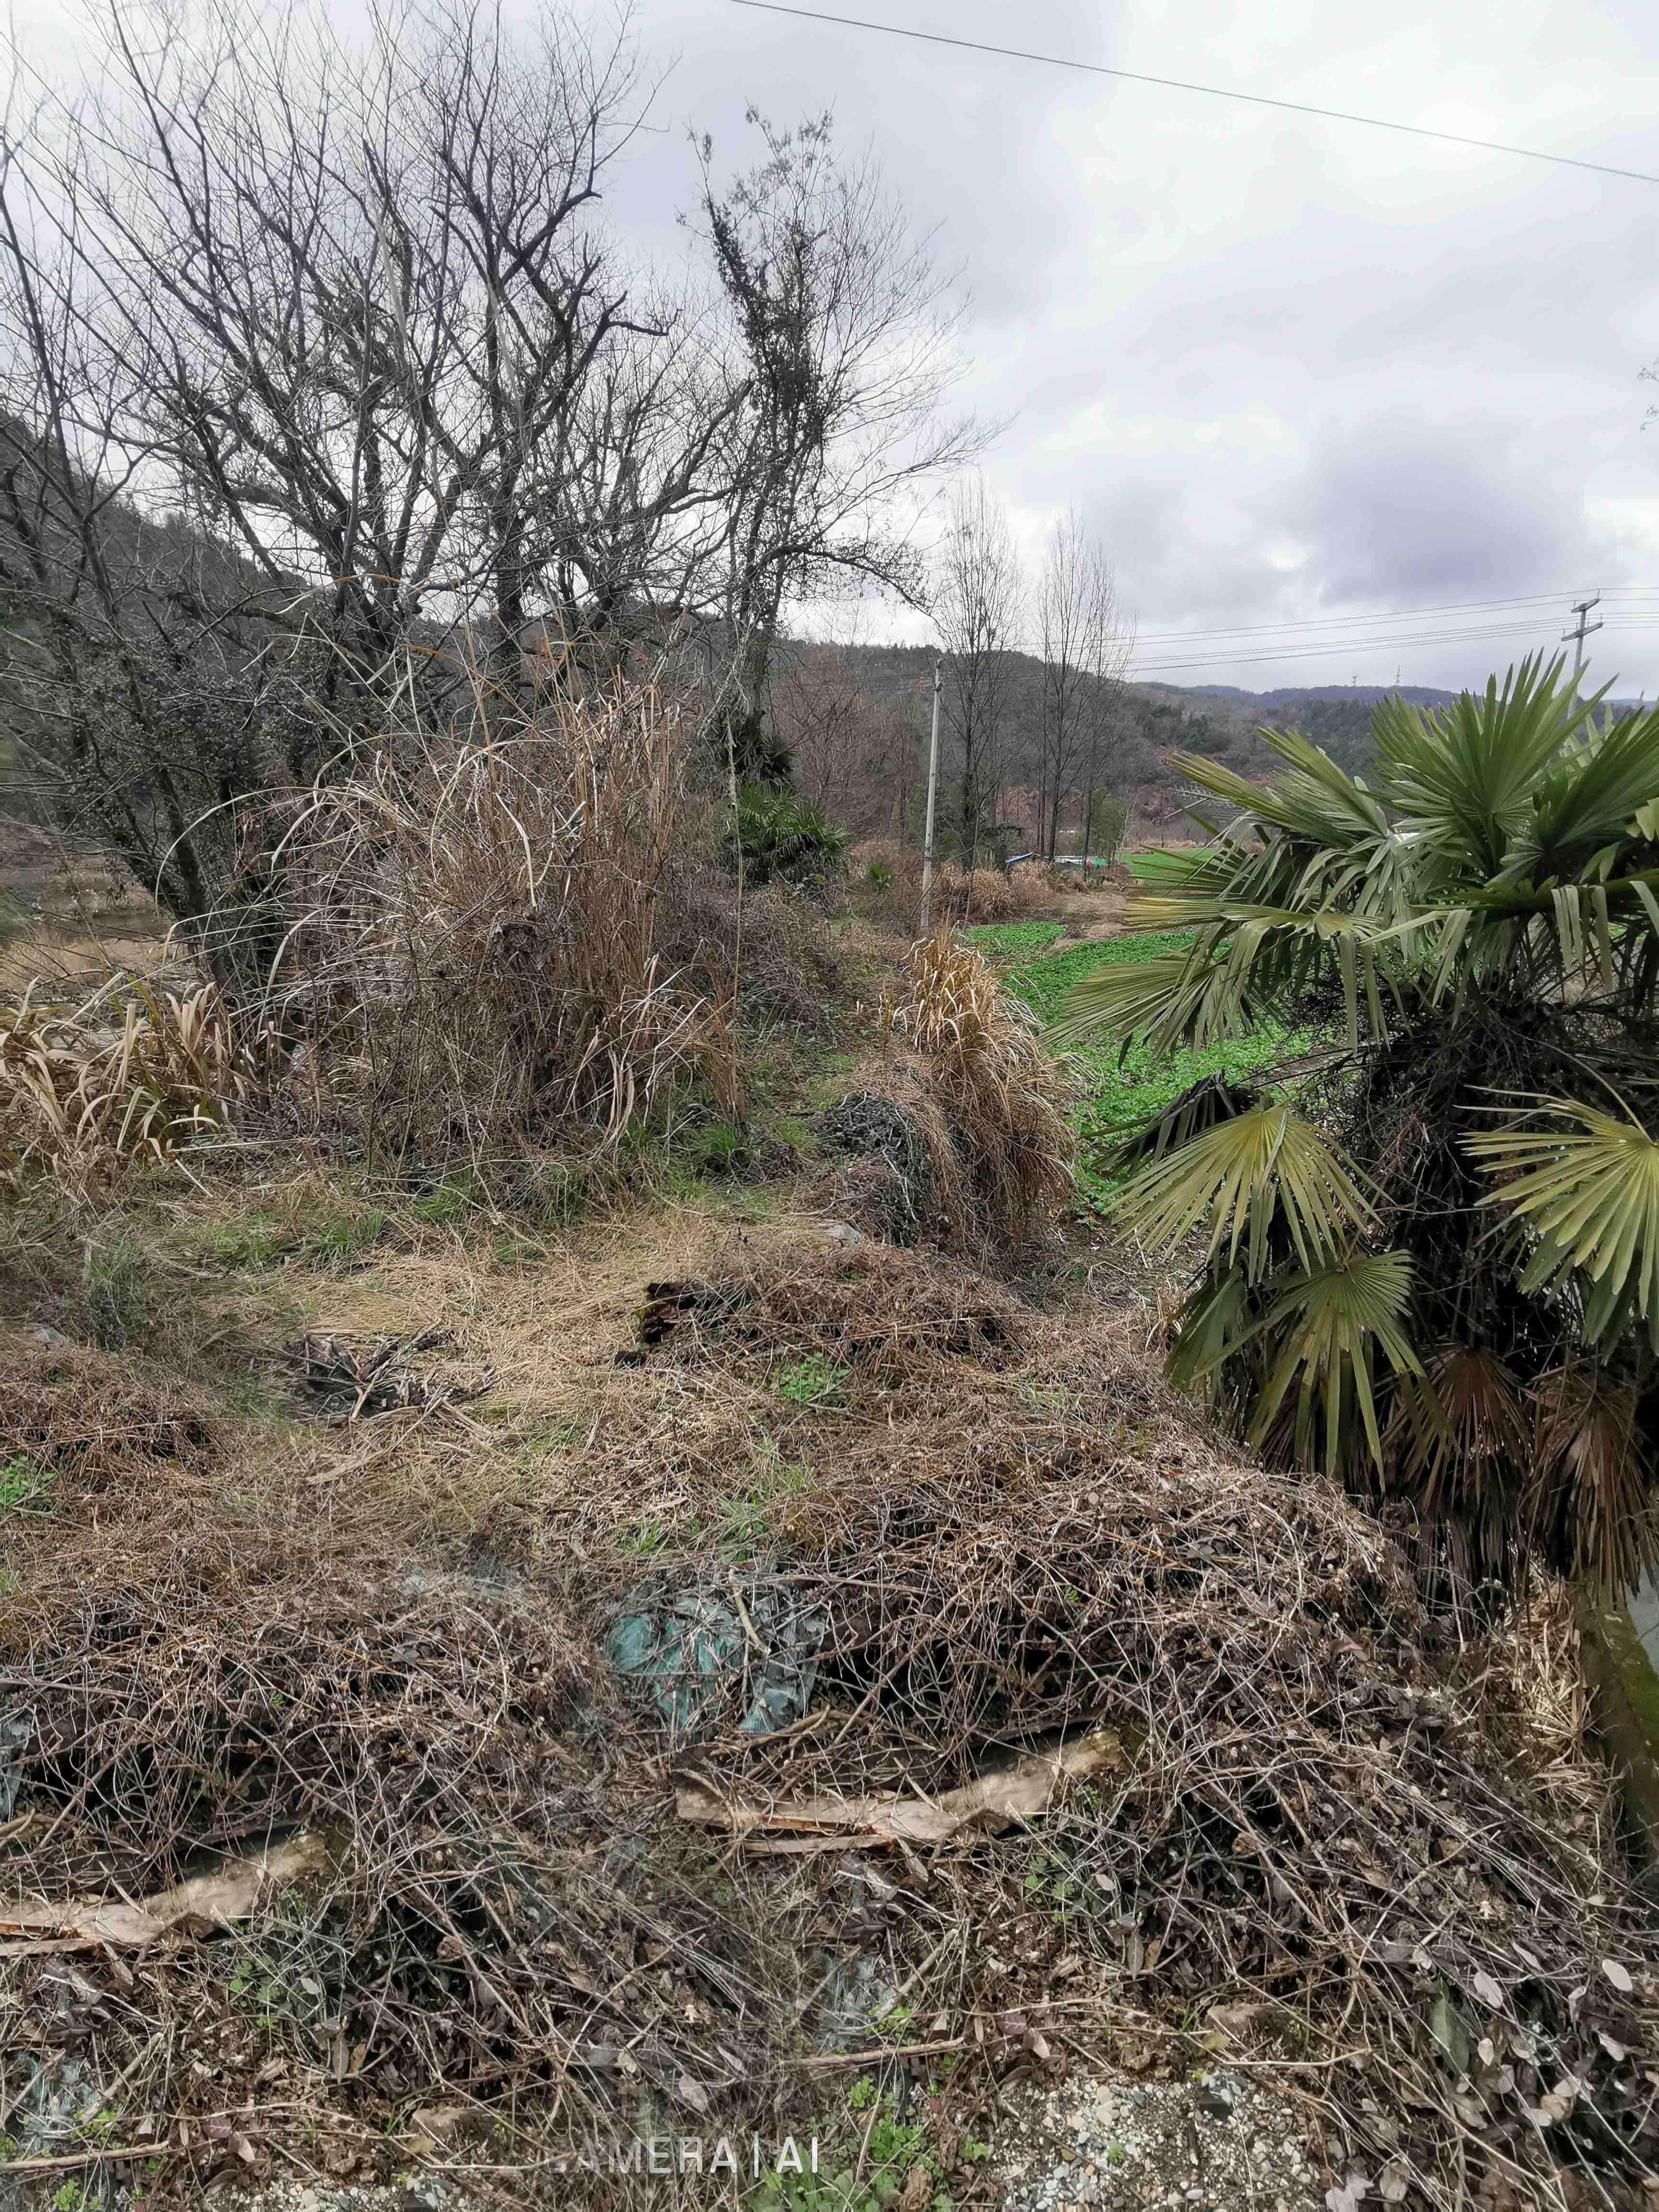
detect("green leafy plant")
[776,1353,847,1406]
[735,781,850,886]
[1064,657,1659,1587]
[0,1455,54,1519]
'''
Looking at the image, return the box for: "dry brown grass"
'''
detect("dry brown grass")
[851,840,1041,931]
[249,670,736,1169]
[858,928,1075,1253]
[0,974,258,1183]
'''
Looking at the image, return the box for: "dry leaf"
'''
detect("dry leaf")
[0,1834,330,1956]
[1602,1959,1634,1994]
[675,1727,1124,1849]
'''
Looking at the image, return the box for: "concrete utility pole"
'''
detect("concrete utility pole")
[918,657,943,937]
[1564,594,1602,695]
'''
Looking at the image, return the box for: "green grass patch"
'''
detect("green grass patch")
[775,1353,847,1407]
[0,1454,53,1521]
[1000,928,1197,1022]
[959,917,1065,962]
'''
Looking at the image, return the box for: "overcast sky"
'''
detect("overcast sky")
[27,0,1659,695]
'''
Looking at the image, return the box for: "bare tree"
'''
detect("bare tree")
[0,4,977,948]
[697,111,982,781]
[933,475,1022,867]
[1034,509,1127,858]
[1078,558,1134,859]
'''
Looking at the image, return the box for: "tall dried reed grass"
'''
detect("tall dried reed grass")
[874,929,1074,1250]
[251,672,737,1168]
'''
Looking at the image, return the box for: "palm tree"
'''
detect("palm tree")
[1060,656,1659,1589]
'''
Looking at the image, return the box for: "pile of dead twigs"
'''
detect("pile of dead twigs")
[4,1241,1657,2209]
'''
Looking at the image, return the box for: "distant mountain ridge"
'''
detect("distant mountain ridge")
[1192,683,1458,710]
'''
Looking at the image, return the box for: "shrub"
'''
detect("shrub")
[1063,657,1659,1589]
[733,782,849,888]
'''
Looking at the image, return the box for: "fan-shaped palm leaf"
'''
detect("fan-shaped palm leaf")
[1370,655,1599,879]
[1387,1342,1529,1508]
[1467,1099,1659,1348]
[1510,697,1659,872]
[1247,1249,1420,1470]
[1115,1104,1375,1282]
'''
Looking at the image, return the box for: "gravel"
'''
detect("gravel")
[993,2063,1326,2212]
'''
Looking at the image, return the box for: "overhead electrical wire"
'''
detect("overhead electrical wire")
[1128,588,1659,649]
[1129,615,1659,668]
[729,0,1659,188]
[1131,620,1655,675]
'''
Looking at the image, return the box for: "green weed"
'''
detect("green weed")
[1001,930,1325,1213]
[683,1120,746,1175]
[748,2085,950,2212]
[776,1354,847,1407]
[958,918,1064,962]
[0,1455,53,1519]
[79,1229,156,1347]
[409,1174,482,1226]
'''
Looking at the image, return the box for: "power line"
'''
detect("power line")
[1130,609,1659,660]
[730,0,1659,188]
[1128,588,1659,648]
[1128,610,1659,661]
[1130,614,1652,673]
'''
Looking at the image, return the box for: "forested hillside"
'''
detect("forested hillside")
[768,642,1429,852]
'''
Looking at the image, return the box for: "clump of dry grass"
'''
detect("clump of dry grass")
[0,1340,217,1488]
[833,929,1074,1252]
[252,671,732,1168]
[852,841,1039,930]
[0,975,256,1181]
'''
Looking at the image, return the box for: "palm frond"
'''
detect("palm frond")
[1168,727,1393,852]
[1467,1098,1659,1348]
[1387,1342,1529,1514]
[1050,950,1261,1052]
[1165,1265,1253,1397]
[1247,1249,1421,1470]
[1369,655,1600,878]
[1530,1365,1659,1590]
[1100,1071,1255,1172]
[1513,697,1659,869]
[1114,1105,1375,1281]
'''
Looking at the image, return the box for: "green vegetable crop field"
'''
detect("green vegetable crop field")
[964,923,1318,1214]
